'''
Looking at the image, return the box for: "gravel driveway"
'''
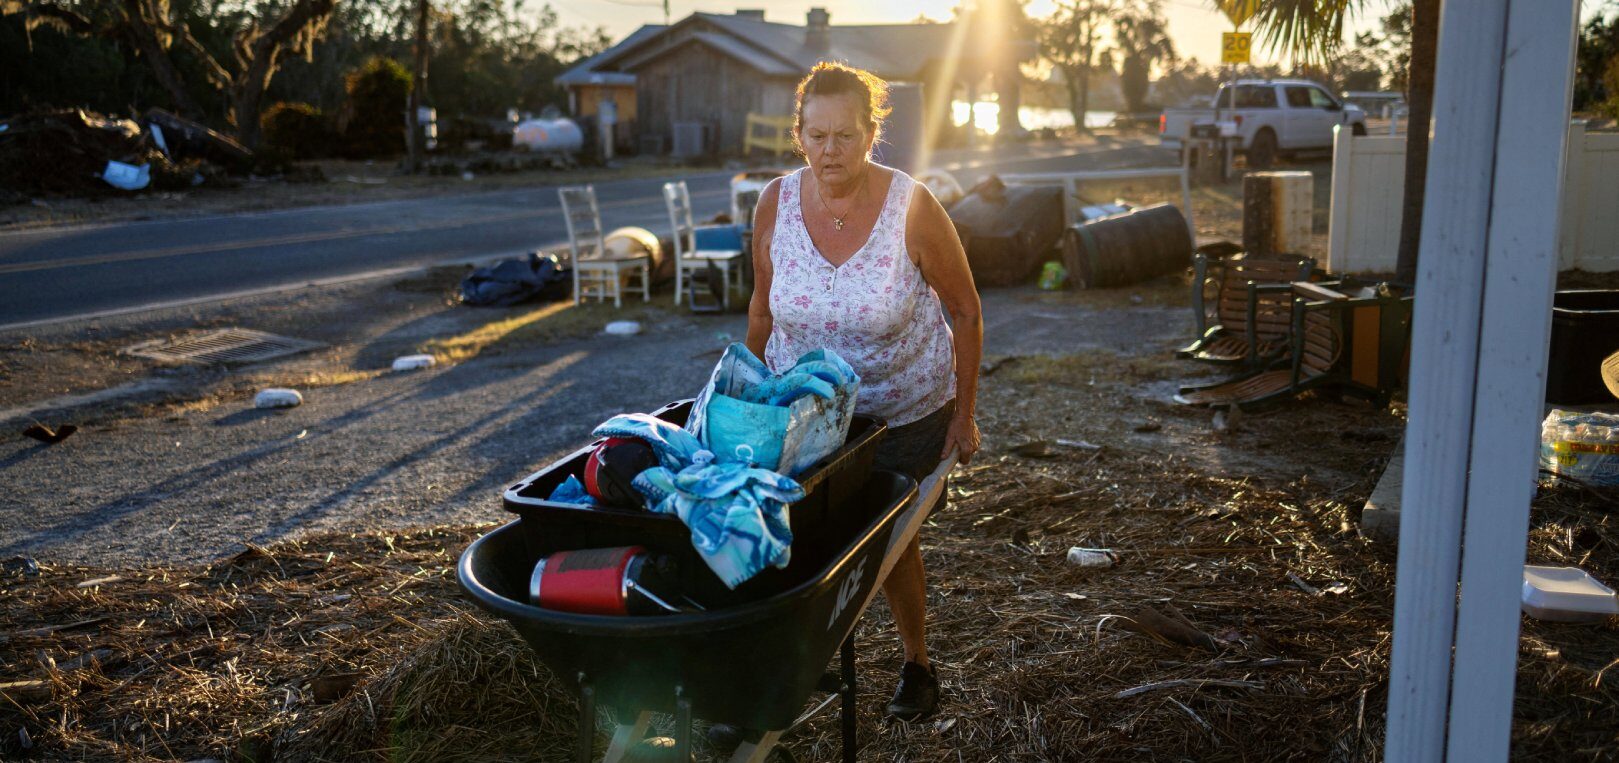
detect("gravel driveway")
[0,272,1189,568]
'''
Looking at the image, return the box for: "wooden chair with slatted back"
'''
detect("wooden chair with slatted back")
[1175,282,1414,409]
[1180,243,1315,366]
[559,185,650,308]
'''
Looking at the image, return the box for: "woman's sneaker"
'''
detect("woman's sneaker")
[886,661,939,721]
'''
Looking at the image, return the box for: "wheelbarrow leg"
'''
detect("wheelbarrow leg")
[602,711,654,763]
[840,632,858,763]
[576,676,595,763]
[728,730,784,763]
[674,687,693,763]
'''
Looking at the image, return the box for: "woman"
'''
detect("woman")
[746,62,982,721]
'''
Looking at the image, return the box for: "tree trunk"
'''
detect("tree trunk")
[1394,0,1440,285]
[406,0,429,172]
[996,65,1022,136]
[228,0,337,150]
[1121,55,1149,115]
[1065,71,1084,129]
[1078,64,1092,131]
[118,0,204,118]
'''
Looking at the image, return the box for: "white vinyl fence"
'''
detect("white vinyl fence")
[1328,120,1619,273]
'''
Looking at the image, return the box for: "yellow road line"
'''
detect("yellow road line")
[0,188,726,275]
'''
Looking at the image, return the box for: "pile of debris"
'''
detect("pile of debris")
[0,108,252,202]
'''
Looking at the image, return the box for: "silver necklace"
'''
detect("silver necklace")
[814,168,868,231]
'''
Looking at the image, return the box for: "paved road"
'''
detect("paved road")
[0,138,1172,329]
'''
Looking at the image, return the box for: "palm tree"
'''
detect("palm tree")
[1250,0,1438,284]
[1039,0,1120,132]
[1111,3,1176,116]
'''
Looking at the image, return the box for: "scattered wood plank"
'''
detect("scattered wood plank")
[1120,605,1219,651]
[0,616,110,643]
[1114,678,1265,700]
[75,576,125,588]
[0,679,51,703]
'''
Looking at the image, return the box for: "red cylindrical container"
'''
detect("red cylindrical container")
[529,546,680,615]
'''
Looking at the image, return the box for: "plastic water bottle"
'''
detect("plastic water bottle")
[1066,547,1118,568]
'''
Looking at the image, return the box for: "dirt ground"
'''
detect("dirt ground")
[4,312,1615,761]
[3,161,1617,761]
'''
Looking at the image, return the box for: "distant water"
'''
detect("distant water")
[952,101,1117,133]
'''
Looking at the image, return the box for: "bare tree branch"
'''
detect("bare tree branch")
[1,1,98,36]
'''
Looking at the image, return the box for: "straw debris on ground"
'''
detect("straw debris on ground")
[4,336,1617,762]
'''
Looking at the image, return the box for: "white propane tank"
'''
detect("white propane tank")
[514,118,584,153]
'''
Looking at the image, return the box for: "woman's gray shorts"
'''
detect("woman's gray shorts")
[872,399,956,483]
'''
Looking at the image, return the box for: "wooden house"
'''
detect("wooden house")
[577,9,1010,157]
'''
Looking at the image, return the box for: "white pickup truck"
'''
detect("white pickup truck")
[1159,79,1368,169]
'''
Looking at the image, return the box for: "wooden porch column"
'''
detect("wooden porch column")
[1384,0,1579,760]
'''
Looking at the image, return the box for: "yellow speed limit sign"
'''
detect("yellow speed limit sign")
[1222,32,1252,64]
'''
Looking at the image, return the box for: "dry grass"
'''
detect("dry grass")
[4,330,1616,763]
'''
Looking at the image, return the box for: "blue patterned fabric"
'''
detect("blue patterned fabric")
[635,453,804,588]
[590,413,805,588]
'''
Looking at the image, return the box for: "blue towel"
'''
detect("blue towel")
[591,413,805,587]
[547,474,597,506]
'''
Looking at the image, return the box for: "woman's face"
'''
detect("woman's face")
[798,93,875,187]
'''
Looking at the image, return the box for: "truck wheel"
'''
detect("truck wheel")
[1248,130,1277,170]
[1351,122,1368,137]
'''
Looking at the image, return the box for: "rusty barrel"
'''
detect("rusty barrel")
[1061,203,1193,289]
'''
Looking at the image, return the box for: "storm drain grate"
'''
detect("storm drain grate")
[123,329,325,365]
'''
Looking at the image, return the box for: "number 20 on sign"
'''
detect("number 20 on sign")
[1222,32,1252,64]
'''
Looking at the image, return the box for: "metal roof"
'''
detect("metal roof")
[586,13,999,82]
[616,29,802,77]
[555,25,667,87]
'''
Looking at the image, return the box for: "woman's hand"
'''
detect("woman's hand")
[942,411,981,465]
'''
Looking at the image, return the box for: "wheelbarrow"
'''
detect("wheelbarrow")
[497,399,888,613]
[459,398,956,761]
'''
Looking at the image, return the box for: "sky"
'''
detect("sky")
[545,0,1404,69]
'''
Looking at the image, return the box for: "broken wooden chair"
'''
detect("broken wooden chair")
[1179,242,1315,366]
[1175,282,1414,409]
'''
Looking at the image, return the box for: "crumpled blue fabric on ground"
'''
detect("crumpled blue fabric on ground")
[547,474,596,506]
[590,412,805,588]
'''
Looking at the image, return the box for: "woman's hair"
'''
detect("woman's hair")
[793,62,891,151]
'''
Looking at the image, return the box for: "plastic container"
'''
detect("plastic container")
[1521,565,1619,622]
[459,470,917,730]
[392,354,436,371]
[1538,409,1619,487]
[1066,547,1117,568]
[1546,290,1619,404]
[502,399,886,604]
[253,388,303,408]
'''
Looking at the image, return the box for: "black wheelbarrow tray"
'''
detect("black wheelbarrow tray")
[460,470,918,763]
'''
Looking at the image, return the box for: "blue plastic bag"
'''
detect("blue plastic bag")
[687,344,859,476]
